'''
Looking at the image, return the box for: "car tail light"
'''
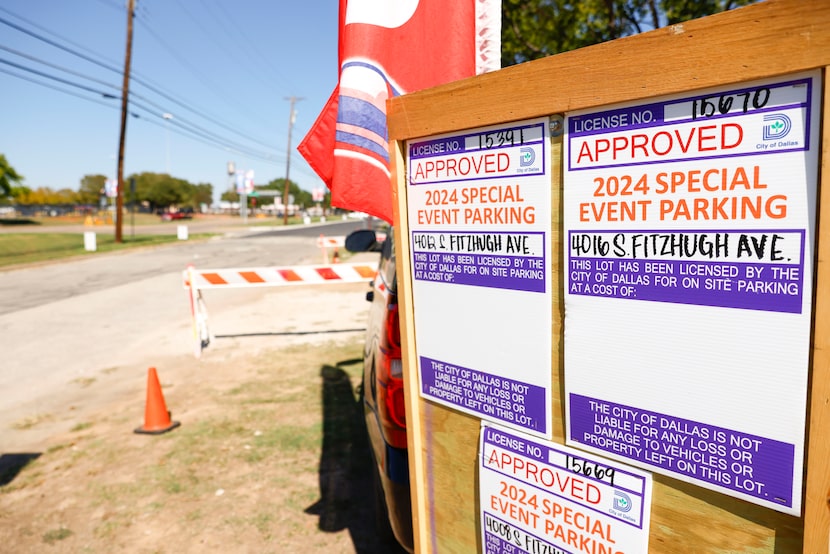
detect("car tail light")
[385,363,406,428]
[385,305,401,352]
[383,304,404,423]
[378,301,407,447]
[378,354,407,448]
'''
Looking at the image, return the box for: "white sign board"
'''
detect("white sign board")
[406,118,553,438]
[104,179,118,198]
[563,71,821,515]
[236,170,254,194]
[83,231,96,252]
[480,423,652,554]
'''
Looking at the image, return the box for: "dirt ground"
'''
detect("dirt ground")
[0,282,407,554]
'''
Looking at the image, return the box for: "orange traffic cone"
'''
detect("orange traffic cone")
[134,367,181,435]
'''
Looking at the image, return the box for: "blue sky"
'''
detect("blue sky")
[1,0,339,203]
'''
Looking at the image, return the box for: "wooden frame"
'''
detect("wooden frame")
[387,1,830,552]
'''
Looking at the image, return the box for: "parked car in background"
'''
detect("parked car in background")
[159,207,194,221]
[345,227,413,553]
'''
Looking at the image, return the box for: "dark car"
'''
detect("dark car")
[345,227,413,553]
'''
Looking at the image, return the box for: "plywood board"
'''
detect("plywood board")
[389,1,830,552]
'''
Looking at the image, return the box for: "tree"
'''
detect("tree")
[129,172,206,211]
[262,178,311,209]
[7,185,32,204]
[11,186,77,205]
[190,183,213,207]
[660,0,755,24]
[78,174,107,205]
[220,189,240,203]
[501,0,756,66]
[0,154,23,197]
[54,188,79,203]
[316,188,331,212]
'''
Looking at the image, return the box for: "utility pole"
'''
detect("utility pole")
[282,96,303,226]
[115,0,135,243]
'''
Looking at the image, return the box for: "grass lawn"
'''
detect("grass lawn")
[0,210,340,268]
[1,212,167,227]
[0,232,208,268]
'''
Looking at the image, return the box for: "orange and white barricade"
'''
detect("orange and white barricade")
[183,262,377,358]
[316,234,345,263]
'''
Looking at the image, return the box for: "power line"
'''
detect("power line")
[193,7,285,97]
[0,4,321,184]
[0,60,288,167]
[199,0,296,95]
[0,57,118,99]
[0,44,121,93]
[0,66,123,111]
[0,7,281,155]
[1,61,317,180]
[89,0,123,12]
[133,9,263,126]
[0,43,285,159]
[137,2,281,136]
[0,5,182,111]
[0,11,125,72]
[0,4,121,69]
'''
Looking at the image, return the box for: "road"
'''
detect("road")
[0,217,376,451]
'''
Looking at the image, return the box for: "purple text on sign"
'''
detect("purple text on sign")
[421,356,547,434]
[569,394,794,507]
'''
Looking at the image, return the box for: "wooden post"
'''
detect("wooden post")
[115,0,135,243]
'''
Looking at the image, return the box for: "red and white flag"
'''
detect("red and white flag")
[298,0,501,223]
